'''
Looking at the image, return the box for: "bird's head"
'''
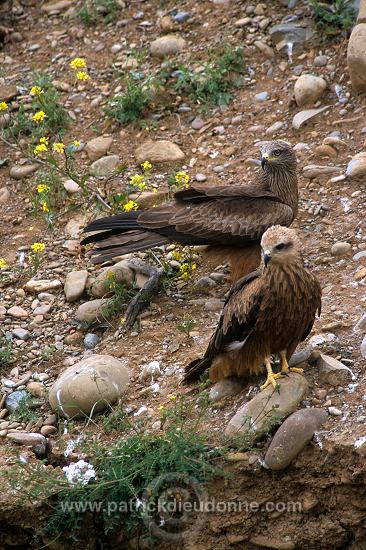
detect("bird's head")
[260,140,297,171]
[261,225,301,267]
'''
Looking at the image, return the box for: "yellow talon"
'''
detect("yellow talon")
[280,351,304,375]
[260,358,283,391]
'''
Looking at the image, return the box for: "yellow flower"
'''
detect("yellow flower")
[120,317,126,326]
[172,250,183,261]
[53,142,65,154]
[73,140,81,147]
[0,101,8,111]
[33,111,46,123]
[36,184,50,193]
[34,143,48,156]
[158,405,165,412]
[42,202,49,213]
[141,160,152,171]
[152,188,158,193]
[70,57,87,69]
[76,71,90,81]
[175,171,190,188]
[130,174,144,186]
[169,395,177,401]
[123,200,139,212]
[30,86,44,96]
[31,242,45,253]
[40,137,49,145]
[0,258,8,270]
[137,182,147,191]
[179,262,196,281]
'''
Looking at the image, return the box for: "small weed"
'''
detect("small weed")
[40,345,56,362]
[101,401,129,434]
[0,337,13,368]
[177,314,196,337]
[101,275,137,320]
[10,395,39,423]
[77,0,122,26]
[30,169,65,226]
[310,0,356,38]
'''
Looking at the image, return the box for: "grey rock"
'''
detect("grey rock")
[150,35,186,58]
[111,43,123,54]
[7,432,46,452]
[191,117,204,130]
[266,121,285,135]
[331,241,352,256]
[314,55,328,67]
[9,164,39,180]
[193,276,217,293]
[5,391,28,413]
[12,328,30,340]
[204,298,223,312]
[195,173,207,182]
[91,260,134,298]
[33,304,52,315]
[0,187,10,204]
[225,373,308,439]
[89,155,120,177]
[84,333,100,349]
[294,74,327,107]
[64,270,88,302]
[264,408,327,470]
[76,299,107,323]
[328,406,342,416]
[209,378,244,402]
[49,354,130,417]
[318,353,355,385]
[135,140,185,163]
[361,334,366,359]
[270,22,314,51]
[255,91,269,101]
[85,136,113,161]
[292,106,330,130]
[354,313,366,332]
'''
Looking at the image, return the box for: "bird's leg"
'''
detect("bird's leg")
[260,358,283,391]
[280,350,304,374]
[122,259,165,330]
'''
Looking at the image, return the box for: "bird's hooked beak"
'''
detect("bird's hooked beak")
[261,152,269,169]
[263,249,271,267]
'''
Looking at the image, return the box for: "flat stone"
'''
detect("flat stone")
[63,179,81,194]
[85,136,113,161]
[317,353,355,385]
[331,241,352,256]
[89,155,120,177]
[27,381,46,398]
[292,106,330,130]
[7,432,46,450]
[0,187,10,204]
[266,121,284,135]
[49,354,130,417]
[294,74,327,107]
[135,140,185,163]
[10,164,39,180]
[76,299,107,323]
[225,373,309,439]
[41,0,73,12]
[347,24,366,92]
[5,391,28,413]
[24,279,62,293]
[41,425,58,436]
[91,260,135,298]
[302,164,341,179]
[33,304,52,315]
[209,378,244,402]
[254,40,275,59]
[264,408,327,470]
[346,152,366,178]
[0,84,18,102]
[12,328,30,340]
[150,35,186,57]
[65,213,86,237]
[64,270,88,302]
[8,306,28,318]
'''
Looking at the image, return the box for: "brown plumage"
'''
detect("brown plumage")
[184,226,322,390]
[82,140,298,282]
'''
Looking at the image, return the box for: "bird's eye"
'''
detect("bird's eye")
[273,149,281,156]
[275,243,286,251]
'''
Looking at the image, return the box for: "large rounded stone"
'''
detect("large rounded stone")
[347,23,366,92]
[76,299,107,323]
[294,74,327,107]
[89,155,120,177]
[64,270,88,302]
[85,136,113,161]
[135,140,185,163]
[150,35,186,57]
[49,355,130,417]
[91,260,135,298]
[264,408,327,470]
[10,164,39,180]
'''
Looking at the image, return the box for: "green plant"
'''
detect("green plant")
[30,169,65,225]
[101,275,137,320]
[106,73,159,125]
[310,0,356,38]
[176,314,196,337]
[10,395,39,423]
[77,0,122,26]
[0,337,13,367]
[101,401,129,434]
[175,46,244,108]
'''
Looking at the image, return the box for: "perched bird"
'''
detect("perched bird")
[183,226,322,390]
[82,140,298,282]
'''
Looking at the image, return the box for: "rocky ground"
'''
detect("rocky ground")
[1,0,366,548]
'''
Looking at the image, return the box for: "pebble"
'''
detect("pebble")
[5,391,28,413]
[209,378,244,402]
[0,187,10,204]
[27,381,46,398]
[91,261,134,298]
[64,270,88,302]
[89,155,120,177]
[150,35,186,57]
[9,164,39,180]
[294,74,327,107]
[24,279,62,293]
[8,306,28,319]
[84,333,100,349]
[264,408,327,470]
[76,299,107,323]
[331,241,351,256]
[318,354,354,385]
[140,361,161,381]
[266,121,284,135]
[191,117,204,130]
[12,328,30,340]
[193,276,217,293]
[111,44,123,54]
[85,136,113,162]
[135,140,185,163]
[314,55,328,67]
[255,91,269,101]
[195,173,207,182]
[40,425,58,436]
[328,406,342,416]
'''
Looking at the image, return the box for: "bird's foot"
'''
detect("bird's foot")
[260,372,283,391]
[280,352,304,375]
[122,260,164,330]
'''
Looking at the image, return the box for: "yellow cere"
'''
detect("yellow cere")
[76,71,90,81]
[34,143,48,156]
[0,102,8,111]
[70,57,87,69]
[32,111,46,123]
[42,202,49,213]
[30,86,44,96]
[130,174,144,186]
[175,171,190,187]
[141,160,152,171]
[53,142,65,154]
[0,258,8,270]
[123,200,139,212]
[36,184,50,193]
[31,242,45,253]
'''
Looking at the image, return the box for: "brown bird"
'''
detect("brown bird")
[183,226,322,390]
[82,140,298,282]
